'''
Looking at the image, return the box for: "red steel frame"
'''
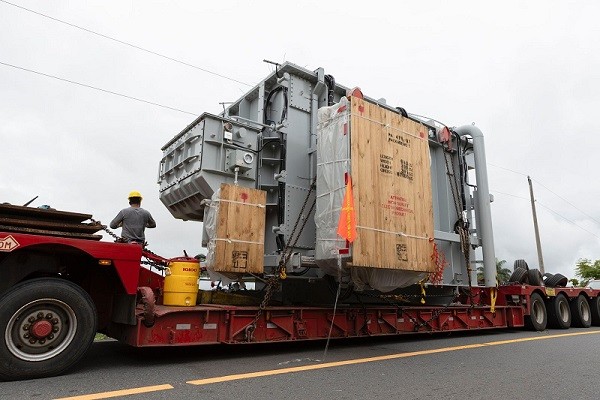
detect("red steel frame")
[113,302,524,347]
[5,232,600,349]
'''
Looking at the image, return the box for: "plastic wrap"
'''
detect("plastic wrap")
[315,97,350,269]
[315,97,425,292]
[202,189,235,285]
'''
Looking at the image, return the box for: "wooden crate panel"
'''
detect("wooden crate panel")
[213,184,266,274]
[349,97,434,272]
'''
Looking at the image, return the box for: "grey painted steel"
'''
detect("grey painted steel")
[158,61,496,288]
[454,125,497,287]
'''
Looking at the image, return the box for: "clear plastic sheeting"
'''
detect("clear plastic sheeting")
[315,97,349,268]
[350,268,427,293]
[202,189,236,285]
[315,97,425,292]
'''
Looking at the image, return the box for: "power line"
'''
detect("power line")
[0,61,197,116]
[489,162,600,228]
[535,201,600,241]
[488,163,528,177]
[490,190,529,201]
[0,0,252,87]
[531,178,600,227]
[491,189,600,240]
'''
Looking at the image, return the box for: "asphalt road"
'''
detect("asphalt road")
[3,328,600,400]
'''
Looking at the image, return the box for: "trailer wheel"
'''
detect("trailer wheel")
[527,269,543,287]
[547,294,571,329]
[0,278,97,381]
[570,295,592,328]
[525,292,547,331]
[514,259,529,271]
[545,273,568,288]
[590,297,600,326]
[509,267,528,284]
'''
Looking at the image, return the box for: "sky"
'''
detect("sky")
[1,0,599,281]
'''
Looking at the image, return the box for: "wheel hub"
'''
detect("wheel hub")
[31,319,53,339]
[5,298,76,362]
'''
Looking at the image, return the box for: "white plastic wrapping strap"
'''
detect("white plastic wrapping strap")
[353,114,426,140]
[355,225,430,241]
[317,109,348,128]
[214,199,266,208]
[316,158,351,167]
[316,186,346,199]
[211,238,264,245]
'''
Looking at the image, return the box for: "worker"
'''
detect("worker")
[110,191,156,244]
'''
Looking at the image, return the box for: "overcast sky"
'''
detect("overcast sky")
[1,0,599,280]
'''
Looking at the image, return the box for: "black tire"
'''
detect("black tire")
[547,294,571,329]
[525,292,547,331]
[570,295,592,328]
[0,278,97,381]
[514,259,529,271]
[543,273,553,282]
[509,267,528,283]
[527,269,543,286]
[545,273,568,288]
[591,297,600,326]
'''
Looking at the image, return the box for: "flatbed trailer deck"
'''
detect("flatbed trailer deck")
[2,224,599,381]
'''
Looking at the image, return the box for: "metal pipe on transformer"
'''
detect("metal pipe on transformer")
[454,125,497,288]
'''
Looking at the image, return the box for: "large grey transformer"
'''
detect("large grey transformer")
[158,62,497,291]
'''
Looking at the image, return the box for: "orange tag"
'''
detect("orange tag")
[337,175,357,243]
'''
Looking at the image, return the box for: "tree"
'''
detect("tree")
[569,278,580,287]
[477,258,511,284]
[575,258,600,286]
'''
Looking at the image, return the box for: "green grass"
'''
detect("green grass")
[94,333,109,341]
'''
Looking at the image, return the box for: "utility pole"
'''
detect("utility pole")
[528,176,545,274]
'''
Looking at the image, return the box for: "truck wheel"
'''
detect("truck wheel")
[509,267,528,283]
[0,278,97,381]
[525,292,547,331]
[591,297,600,326]
[527,269,543,286]
[514,259,529,271]
[570,295,592,328]
[547,294,571,329]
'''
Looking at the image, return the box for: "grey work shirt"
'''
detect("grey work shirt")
[110,207,156,243]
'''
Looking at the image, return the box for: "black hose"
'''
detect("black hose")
[324,74,335,106]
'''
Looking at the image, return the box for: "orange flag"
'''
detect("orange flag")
[337,175,357,243]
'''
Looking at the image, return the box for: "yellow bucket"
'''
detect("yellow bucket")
[163,257,200,306]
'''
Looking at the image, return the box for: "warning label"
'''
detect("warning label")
[0,235,19,252]
[382,195,414,217]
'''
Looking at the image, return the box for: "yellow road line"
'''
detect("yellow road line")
[187,330,600,386]
[54,384,174,400]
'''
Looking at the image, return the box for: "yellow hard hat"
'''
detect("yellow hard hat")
[128,191,143,199]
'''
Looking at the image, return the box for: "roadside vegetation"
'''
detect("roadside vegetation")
[569,258,600,287]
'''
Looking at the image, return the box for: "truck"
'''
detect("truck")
[1,62,598,381]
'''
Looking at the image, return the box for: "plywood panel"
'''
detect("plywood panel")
[213,184,266,274]
[349,97,434,272]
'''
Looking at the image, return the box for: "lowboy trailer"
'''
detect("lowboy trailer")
[2,62,596,381]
